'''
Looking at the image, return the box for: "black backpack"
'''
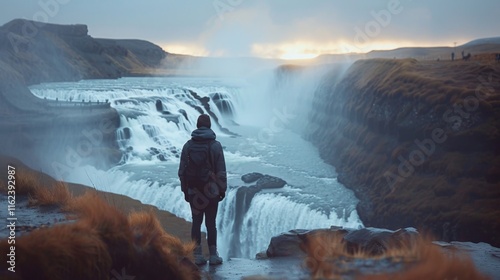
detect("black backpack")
[185,139,215,189]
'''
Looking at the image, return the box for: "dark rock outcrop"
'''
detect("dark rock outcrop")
[240,173,287,189]
[306,59,500,247]
[156,100,164,111]
[264,226,418,258]
[266,229,309,258]
[256,175,287,189]
[241,172,264,183]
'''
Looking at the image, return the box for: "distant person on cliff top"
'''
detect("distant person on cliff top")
[178,114,227,265]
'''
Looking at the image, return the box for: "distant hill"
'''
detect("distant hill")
[367,46,453,60]
[314,37,500,63]
[462,37,500,47]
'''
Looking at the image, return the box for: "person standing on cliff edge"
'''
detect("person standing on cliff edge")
[178,114,227,265]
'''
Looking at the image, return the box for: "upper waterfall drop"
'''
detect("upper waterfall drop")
[31,77,242,164]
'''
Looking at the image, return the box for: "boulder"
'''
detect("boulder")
[241,172,264,183]
[265,227,419,258]
[266,229,309,258]
[155,100,163,112]
[158,154,166,161]
[256,175,287,189]
[122,127,131,139]
[255,251,268,260]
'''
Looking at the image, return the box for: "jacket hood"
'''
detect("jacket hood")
[191,127,216,141]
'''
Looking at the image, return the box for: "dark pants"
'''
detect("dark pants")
[190,197,219,247]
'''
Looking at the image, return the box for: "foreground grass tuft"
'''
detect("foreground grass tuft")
[301,231,489,280]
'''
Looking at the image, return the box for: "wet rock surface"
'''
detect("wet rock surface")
[256,175,287,189]
[241,173,287,189]
[241,172,264,183]
[266,229,309,258]
[0,195,69,239]
[198,255,421,280]
[199,257,309,280]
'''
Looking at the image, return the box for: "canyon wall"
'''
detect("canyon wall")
[0,19,167,84]
[307,59,500,247]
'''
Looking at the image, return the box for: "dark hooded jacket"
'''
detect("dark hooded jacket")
[178,127,227,198]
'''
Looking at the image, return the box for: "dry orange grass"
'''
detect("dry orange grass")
[0,222,112,280]
[361,241,490,280]
[128,211,199,280]
[28,181,72,207]
[302,231,349,279]
[65,191,135,271]
[0,167,72,208]
[129,211,196,259]
[301,232,489,280]
[0,189,200,279]
[8,168,43,196]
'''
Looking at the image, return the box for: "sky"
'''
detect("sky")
[1,0,499,59]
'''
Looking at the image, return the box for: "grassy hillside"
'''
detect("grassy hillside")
[314,40,500,63]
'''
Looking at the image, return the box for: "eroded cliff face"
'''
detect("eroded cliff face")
[307,59,500,247]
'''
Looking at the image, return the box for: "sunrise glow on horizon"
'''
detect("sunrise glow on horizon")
[160,39,461,60]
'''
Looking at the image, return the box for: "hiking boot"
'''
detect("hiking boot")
[209,245,223,265]
[193,246,207,265]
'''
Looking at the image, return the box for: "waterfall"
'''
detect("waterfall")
[30,73,362,260]
[219,190,361,258]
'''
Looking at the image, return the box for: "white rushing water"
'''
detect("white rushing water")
[30,74,362,259]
